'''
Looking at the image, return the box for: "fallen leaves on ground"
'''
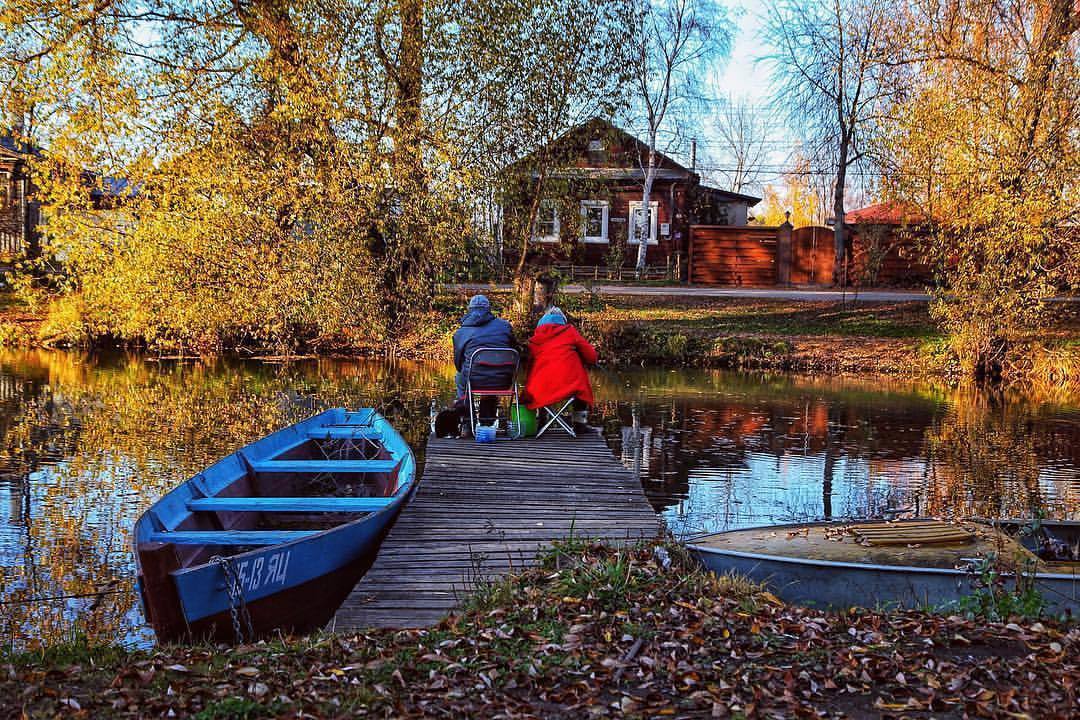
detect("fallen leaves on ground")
[2,541,1076,718]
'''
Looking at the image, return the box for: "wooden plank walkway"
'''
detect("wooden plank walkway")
[333,432,661,629]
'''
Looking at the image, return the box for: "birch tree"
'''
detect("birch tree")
[629,0,729,276]
[764,0,893,285]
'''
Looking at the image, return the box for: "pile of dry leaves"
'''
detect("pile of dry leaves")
[3,540,1076,718]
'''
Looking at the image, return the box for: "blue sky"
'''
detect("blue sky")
[691,0,806,196]
[715,0,772,103]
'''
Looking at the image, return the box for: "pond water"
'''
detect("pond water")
[0,350,1077,649]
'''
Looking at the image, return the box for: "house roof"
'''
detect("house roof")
[698,184,762,206]
[0,135,38,159]
[843,202,927,225]
[89,175,138,199]
[513,117,697,180]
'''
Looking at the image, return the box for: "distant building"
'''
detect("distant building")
[502,118,760,273]
[838,202,934,286]
[0,136,40,258]
[0,136,137,263]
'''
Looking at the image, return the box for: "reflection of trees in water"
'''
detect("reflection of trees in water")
[924,389,1080,520]
[596,367,1079,533]
[0,351,454,649]
[599,371,946,521]
[4,353,1077,647]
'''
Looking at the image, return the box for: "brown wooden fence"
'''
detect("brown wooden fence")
[790,226,836,285]
[551,259,681,283]
[690,223,932,287]
[849,228,932,286]
[688,225,777,286]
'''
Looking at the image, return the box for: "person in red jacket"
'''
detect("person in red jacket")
[524,307,598,434]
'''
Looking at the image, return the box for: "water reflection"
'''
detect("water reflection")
[0,351,1077,649]
[592,370,1080,537]
[0,351,454,650]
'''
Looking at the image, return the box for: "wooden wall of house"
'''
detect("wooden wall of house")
[689,225,777,286]
[520,181,689,268]
[0,161,27,257]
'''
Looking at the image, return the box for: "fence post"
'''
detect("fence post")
[776,219,793,286]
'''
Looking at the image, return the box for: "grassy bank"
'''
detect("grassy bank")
[4,541,1076,718]
[569,295,944,375]
[5,287,1080,383]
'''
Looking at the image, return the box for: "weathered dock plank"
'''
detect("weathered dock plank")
[332,432,660,630]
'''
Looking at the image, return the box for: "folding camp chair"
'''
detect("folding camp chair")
[465,347,520,437]
[536,396,576,438]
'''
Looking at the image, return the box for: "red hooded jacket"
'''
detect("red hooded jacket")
[525,323,599,409]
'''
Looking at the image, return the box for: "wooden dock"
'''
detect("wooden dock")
[333,432,661,629]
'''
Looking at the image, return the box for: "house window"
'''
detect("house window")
[532,200,560,243]
[717,205,729,225]
[0,172,9,211]
[580,200,609,243]
[627,200,659,245]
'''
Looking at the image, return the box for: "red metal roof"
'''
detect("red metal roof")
[844,202,926,225]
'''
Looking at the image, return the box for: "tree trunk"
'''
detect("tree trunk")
[512,172,547,325]
[381,0,425,337]
[396,0,424,174]
[832,137,849,286]
[634,144,657,277]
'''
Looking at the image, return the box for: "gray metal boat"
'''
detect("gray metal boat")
[688,519,1080,616]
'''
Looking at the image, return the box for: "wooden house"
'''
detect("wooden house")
[502,118,760,275]
[0,136,40,259]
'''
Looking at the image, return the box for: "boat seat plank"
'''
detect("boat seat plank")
[307,428,383,440]
[148,530,318,545]
[187,497,394,513]
[251,459,397,474]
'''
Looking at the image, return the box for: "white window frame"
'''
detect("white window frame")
[532,200,560,243]
[627,200,659,245]
[580,200,609,244]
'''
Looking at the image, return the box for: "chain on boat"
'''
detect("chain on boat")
[212,555,254,643]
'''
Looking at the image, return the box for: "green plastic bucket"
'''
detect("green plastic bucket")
[508,403,537,438]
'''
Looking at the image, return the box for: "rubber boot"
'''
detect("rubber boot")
[572,410,591,436]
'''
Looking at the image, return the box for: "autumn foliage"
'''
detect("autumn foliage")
[881,0,1080,380]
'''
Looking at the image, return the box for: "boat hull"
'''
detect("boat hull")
[171,485,413,643]
[135,409,417,643]
[689,522,1080,616]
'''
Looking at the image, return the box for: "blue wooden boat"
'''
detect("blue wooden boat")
[134,409,416,643]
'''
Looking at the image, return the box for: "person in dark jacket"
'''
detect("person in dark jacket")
[452,294,516,424]
[524,306,598,434]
